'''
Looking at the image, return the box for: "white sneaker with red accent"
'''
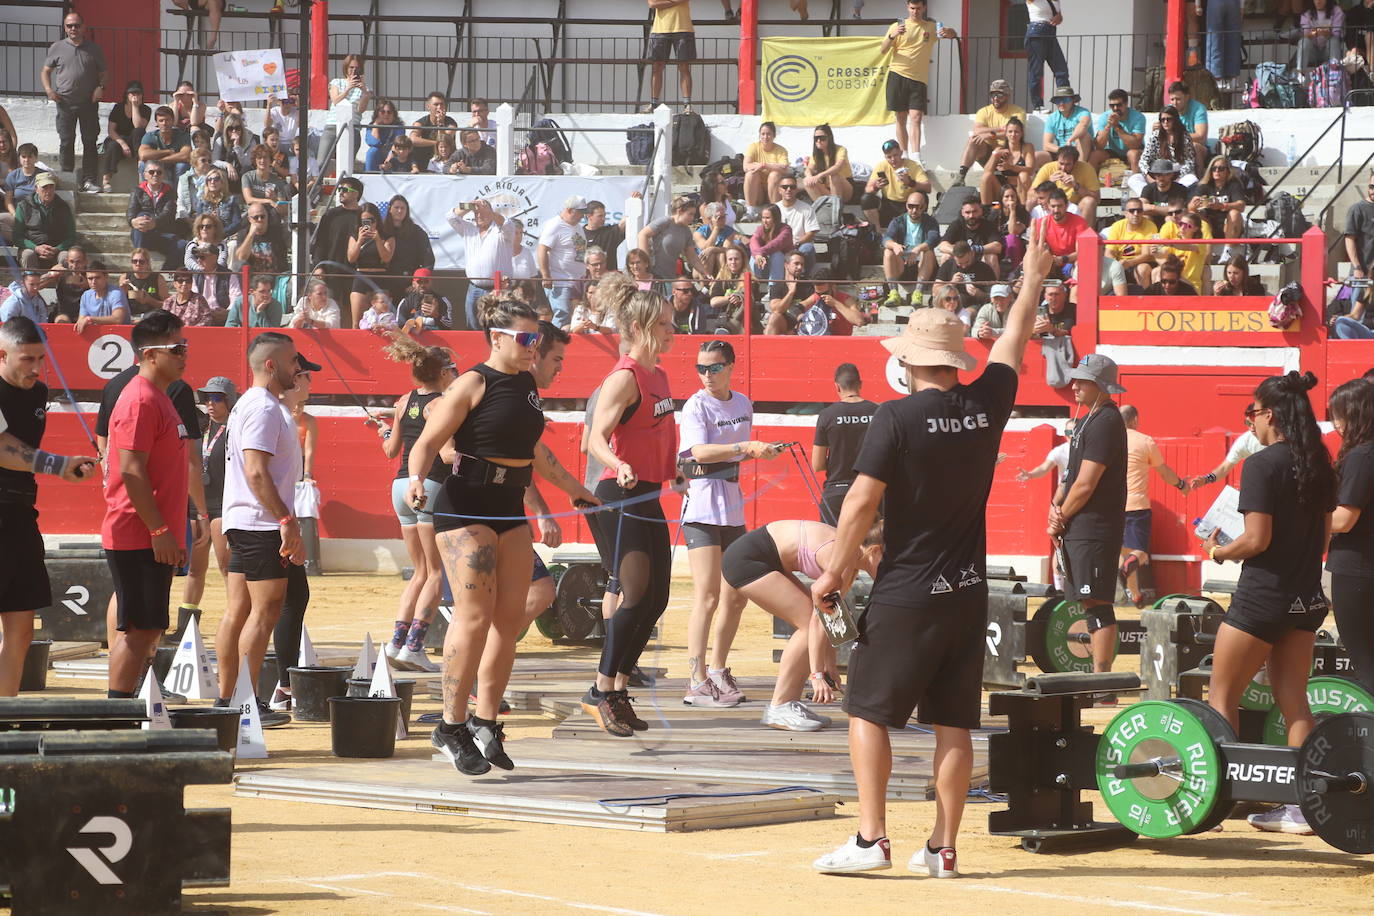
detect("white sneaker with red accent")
[914,844,958,878]
[813,835,891,873]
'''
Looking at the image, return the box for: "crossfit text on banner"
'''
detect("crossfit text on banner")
[761,37,890,127]
[213,49,288,103]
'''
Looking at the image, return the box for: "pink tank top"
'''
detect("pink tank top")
[796,521,836,579]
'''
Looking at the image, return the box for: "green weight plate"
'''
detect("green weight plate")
[1150,593,1192,609]
[546,563,568,582]
[1296,711,1374,854]
[1171,698,1239,834]
[1097,699,1226,838]
[1238,658,1317,711]
[534,611,564,640]
[1262,676,1374,745]
[1029,599,1116,674]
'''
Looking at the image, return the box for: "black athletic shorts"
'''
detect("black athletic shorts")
[532,553,551,582]
[844,596,987,730]
[0,504,50,614]
[106,548,174,632]
[648,31,697,62]
[684,522,746,551]
[885,72,928,113]
[1224,590,1329,645]
[433,477,528,535]
[859,194,905,228]
[1064,537,1120,609]
[227,528,290,581]
[722,525,785,590]
[820,483,849,526]
[1123,509,1152,553]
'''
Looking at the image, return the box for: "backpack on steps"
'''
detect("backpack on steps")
[626,122,655,165]
[672,111,710,165]
[1182,66,1222,110]
[811,194,842,240]
[516,142,561,175]
[1308,60,1351,108]
[1246,62,1302,109]
[529,117,573,164]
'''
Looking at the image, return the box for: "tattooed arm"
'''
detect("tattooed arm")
[405,372,483,507]
[533,440,599,506]
[0,432,98,482]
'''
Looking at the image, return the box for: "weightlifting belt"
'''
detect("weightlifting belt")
[678,459,740,482]
[454,453,533,488]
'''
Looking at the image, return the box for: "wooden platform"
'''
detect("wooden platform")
[484,738,941,800]
[233,760,838,832]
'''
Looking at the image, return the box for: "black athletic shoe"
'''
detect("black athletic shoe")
[431,722,492,775]
[257,703,291,728]
[612,690,649,732]
[580,688,634,737]
[627,666,656,688]
[468,717,514,770]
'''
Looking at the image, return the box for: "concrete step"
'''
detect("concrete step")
[77,212,131,232]
[76,229,136,260]
[77,191,132,214]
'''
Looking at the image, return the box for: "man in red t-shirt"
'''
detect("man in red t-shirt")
[101,309,199,697]
[1033,187,1089,281]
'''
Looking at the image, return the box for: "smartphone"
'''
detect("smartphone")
[458,202,477,212]
[360,217,375,229]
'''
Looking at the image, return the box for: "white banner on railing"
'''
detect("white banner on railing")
[358,174,643,272]
[212,49,288,103]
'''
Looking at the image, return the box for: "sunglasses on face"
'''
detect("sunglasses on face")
[780,184,796,190]
[814,135,828,140]
[202,392,225,403]
[696,362,729,375]
[491,327,540,348]
[145,170,162,177]
[205,176,223,181]
[1244,405,1269,419]
[906,203,924,210]
[131,258,148,264]
[1212,165,1229,172]
[140,342,189,357]
[1125,208,1142,214]
[174,276,191,283]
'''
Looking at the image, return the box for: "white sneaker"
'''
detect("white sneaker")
[384,641,402,659]
[396,645,441,673]
[799,702,832,728]
[813,834,891,873]
[1247,804,1313,835]
[761,700,824,731]
[268,685,292,711]
[914,844,958,878]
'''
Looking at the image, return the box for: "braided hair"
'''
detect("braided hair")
[1253,371,1335,507]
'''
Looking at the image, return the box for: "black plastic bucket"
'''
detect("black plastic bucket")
[328,696,400,758]
[168,706,241,761]
[18,639,51,692]
[256,652,279,700]
[348,677,415,725]
[288,666,351,722]
[151,645,177,685]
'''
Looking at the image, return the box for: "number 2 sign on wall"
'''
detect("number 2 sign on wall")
[86,334,135,380]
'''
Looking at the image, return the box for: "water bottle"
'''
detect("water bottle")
[1286,133,1297,165]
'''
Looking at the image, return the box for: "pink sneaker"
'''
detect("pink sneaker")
[709,668,744,706]
[683,677,726,707]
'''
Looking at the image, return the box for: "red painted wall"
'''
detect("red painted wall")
[74,0,162,102]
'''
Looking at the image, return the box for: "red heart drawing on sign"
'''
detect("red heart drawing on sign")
[263,62,278,75]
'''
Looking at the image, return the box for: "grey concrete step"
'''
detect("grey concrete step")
[77,191,132,215]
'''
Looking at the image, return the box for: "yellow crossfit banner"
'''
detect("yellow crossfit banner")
[761,36,890,127]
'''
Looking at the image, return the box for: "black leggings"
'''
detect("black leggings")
[588,479,671,679]
[273,563,310,688]
[1332,572,1374,696]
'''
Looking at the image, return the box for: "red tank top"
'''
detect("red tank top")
[600,354,676,484]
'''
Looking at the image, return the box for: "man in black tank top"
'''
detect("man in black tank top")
[812,362,878,524]
[0,317,98,695]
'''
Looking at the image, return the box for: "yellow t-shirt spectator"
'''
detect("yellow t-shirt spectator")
[870,157,929,202]
[811,145,853,180]
[1158,219,1214,291]
[746,141,790,166]
[885,18,938,83]
[974,103,1028,149]
[1030,160,1101,204]
[1105,217,1160,261]
[652,0,693,34]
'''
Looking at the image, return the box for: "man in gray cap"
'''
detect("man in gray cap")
[812,223,1055,878]
[1140,158,1184,225]
[1048,353,1128,680]
[953,79,1027,189]
[973,283,1012,340]
[537,195,589,328]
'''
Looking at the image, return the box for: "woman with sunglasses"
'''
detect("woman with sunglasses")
[581,289,677,738]
[1328,378,1374,697]
[1157,210,1212,292]
[1189,156,1248,240]
[680,340,782,708]
[1141,106,1195,178]
[118,246,168,318]
[376,337,458,672]
[365,100,405,173]
[709,246,758,334]
[182,213,227,270]
[192,169,244,239]
[408,295,598,773]
[1203,371,1335,835]
[802,124,854,204]
[721,518,884,730]
[211,116,255,187]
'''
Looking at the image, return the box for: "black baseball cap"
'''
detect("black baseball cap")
[296,352,322,373]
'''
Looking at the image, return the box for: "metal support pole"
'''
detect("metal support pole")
[296,0,313,299]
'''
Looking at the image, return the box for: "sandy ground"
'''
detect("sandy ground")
[26,572,1374,915]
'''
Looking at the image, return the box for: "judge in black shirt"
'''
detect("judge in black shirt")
[810,224,1054,878]
[1048,353,1128,676]
[0,316,98,696]
[1327,378,1374,695]
[1204,372,1335,764]
[811,362,877,525]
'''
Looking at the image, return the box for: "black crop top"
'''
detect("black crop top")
[396,389,449,483]
[452,363,545,460]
